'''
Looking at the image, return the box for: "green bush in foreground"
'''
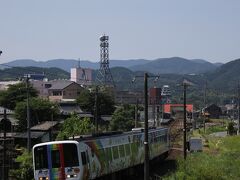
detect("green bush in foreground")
[9,149,34,180]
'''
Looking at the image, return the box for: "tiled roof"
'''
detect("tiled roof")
[79,113,93,118]
[31,121,59,131]
[49,80,74,90]
[0,132,46,139]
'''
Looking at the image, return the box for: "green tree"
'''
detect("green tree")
[9,148,34,180]
[77,88,115,115]
[57,115,94,140]
[14,97,58,132]
[0,82,38,110]
[109,104,135,131]
[76,89,94,112]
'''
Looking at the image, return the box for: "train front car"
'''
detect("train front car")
[33,141,83,180]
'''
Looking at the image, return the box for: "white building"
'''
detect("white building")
[0,81,20,91]
[161,85,171,96]
[70,67,93,86]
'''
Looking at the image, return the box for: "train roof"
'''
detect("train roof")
[33,127,169,148]
[72,127,168,141]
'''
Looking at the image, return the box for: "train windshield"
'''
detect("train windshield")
[34,143,79,170]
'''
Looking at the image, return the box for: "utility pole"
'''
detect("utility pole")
[94,86,99,133]
[132,73,159,180]
[183,83,187,160]
[144,73,149,180]
[26,75,31,153]
[203,81,207,133]
[3,108,7,180]
[135,98,139,128]
[238,82,240,135]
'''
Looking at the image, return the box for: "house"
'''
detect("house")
[30,79,52,98]
[204,104,222,119]
[115,91,143,105]
[30,121,59,142]
[0,107,18,132]
[48,80,84,102]
[59,100,83,115]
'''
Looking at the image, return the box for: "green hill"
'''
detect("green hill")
[206,58,240,92]
[0,66,69,81]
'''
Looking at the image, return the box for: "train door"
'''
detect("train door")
[80,150,90,180]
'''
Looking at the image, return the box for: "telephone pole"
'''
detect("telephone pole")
[238,82,240,135]
[133,73,159,180]
[25,75,31,153]
[183,83,187,160]
[94,86,99,133]
[2,109,7,180]
[203,80,207,132]
[144,73,149,180]
[182,80,193,160]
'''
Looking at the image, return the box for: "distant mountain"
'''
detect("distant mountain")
[213,62,223,67]
[4,59,149,72]
[129,57,218,74]
[5,59,98,72]
[206,58,240,92]
[3,57,217,75]
[109,59,149,68]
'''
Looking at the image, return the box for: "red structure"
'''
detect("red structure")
[164,104,193,113]
[149,87,161,105]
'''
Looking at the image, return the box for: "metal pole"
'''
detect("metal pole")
[183,83,187,160]
[203,81,206,133]
[3,108,7,180]
[26,76,31,153]
[94,86,99,133]
[144,73,149,180]
[135,98,138,128]
[238,82,240,135]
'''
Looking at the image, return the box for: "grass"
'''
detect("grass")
[163,123,240,180]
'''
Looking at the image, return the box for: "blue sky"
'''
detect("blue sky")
[0,0,240,63]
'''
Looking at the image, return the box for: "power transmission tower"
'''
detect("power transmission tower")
[96,35,115,87]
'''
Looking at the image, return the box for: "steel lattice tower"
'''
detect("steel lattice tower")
[96,35,115,87]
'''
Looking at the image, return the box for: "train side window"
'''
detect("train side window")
[81,152,87,165]
[86,151,90,163]
[98,149,105,159]
[112,146,119,159]
[105,147,112,161]
[125,144,130,155]
[119,145,125,158]
[131,143,138,154]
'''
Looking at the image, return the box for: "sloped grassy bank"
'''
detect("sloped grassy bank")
[163,135,240,179]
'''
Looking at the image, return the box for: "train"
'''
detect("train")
[33,127,170,180]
